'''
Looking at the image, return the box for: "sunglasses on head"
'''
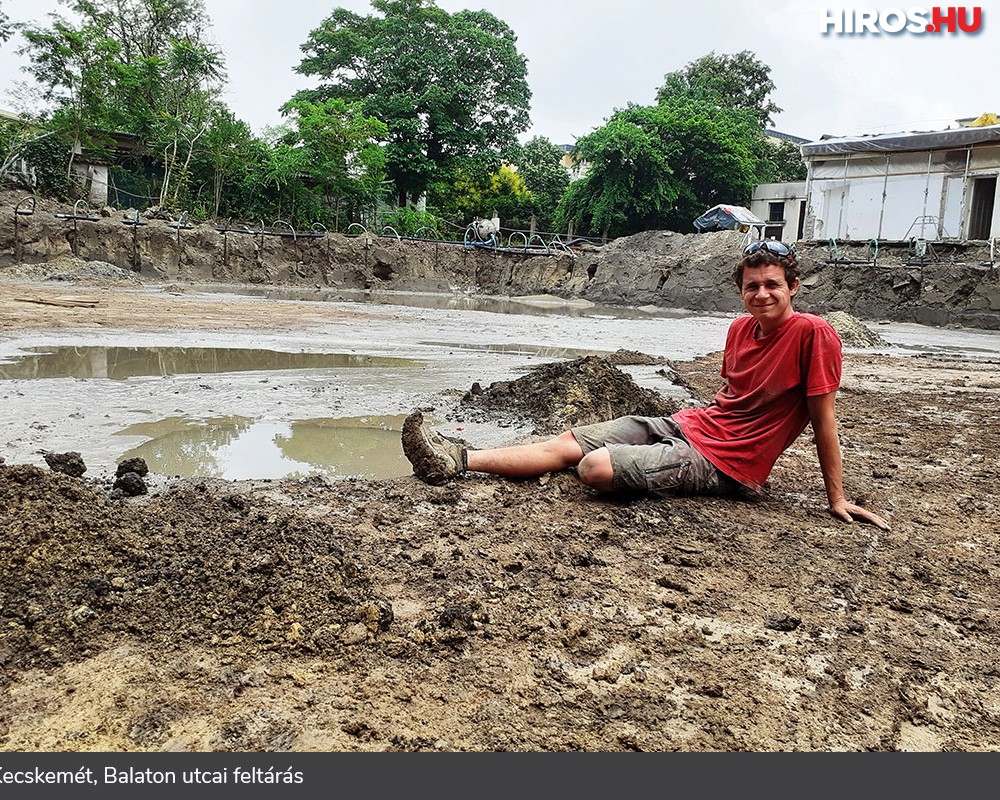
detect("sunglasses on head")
[744,240,793,257]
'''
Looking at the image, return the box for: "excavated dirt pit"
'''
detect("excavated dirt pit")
[1,275,1000,752]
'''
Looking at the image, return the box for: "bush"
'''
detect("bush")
[378,207,447,238]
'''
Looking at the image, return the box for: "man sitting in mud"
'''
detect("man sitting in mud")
[402,241,890,530]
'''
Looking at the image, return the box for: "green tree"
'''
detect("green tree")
[291,0,531,207]
[556,108,678,239]
[188,105,254,217]
[213,134,289,223]
[282,98,388,219]
[763,137,807,182]
[18,128,74,195]
[18,15,121,179]
[18,0,225,208]
[513,136,570,231]
[379,206,445,237]
[1,116,71,195]
[249,132,310,222]
[557,96,765,238]
[1,2,12,42]
[431,162,533,232]
[87,0,225,207]
[149,39,225,206]
[656,50,781,128]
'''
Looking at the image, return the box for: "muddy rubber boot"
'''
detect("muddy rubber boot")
[401,411,467,485]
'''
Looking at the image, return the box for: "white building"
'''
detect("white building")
[750,181,807,243]
[799,121,1000,242]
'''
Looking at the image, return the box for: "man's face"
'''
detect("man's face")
[740,264,798,334]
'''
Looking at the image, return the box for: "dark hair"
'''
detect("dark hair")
[731,249,801,289]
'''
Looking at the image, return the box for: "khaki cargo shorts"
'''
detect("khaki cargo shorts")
[571,415,739,498]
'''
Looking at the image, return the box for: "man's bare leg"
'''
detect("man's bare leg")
[468,431,616,492]
[466,430,584,478]
[402,411,615,490]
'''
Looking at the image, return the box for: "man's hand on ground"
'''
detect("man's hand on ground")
[829,498,891,531]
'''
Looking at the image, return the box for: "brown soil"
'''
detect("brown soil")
[5,187,1000,329]
[1,279,999,752]
[454,354,679,434]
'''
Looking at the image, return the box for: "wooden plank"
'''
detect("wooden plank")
[13,296,100,308]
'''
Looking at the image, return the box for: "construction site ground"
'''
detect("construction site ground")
[1,266,998,753]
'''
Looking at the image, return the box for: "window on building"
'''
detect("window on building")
[764,225,784,240]
[768,201,785,222]
[969,176,997,240]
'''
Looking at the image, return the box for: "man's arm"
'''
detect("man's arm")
[807,391,891,530]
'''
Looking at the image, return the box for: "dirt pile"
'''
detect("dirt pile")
[1,253,142,286]
[605,348,669,366]
[454,354,681,435]
[41,450,88,477]
[0,465,395,683]
[823,311,890,348]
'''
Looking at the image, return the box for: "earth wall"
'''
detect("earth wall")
[3,190,1000,328]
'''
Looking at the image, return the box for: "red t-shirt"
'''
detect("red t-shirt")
[673,312,842,491]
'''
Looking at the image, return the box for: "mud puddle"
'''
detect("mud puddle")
[3,290,1000,481]
[192,284,694,320]
[115,413,414,480]
[0,345,420,380]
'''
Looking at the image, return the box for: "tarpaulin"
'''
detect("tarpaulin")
[693,204,765,231]
[801,125,1000,156]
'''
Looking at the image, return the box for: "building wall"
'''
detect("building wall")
[750,182,807,243]
[803,144,1000,241]
[69,162,109,207]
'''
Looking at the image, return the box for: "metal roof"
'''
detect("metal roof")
[801,125,1000,157]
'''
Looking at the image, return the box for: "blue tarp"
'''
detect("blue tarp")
[693,204,765,232]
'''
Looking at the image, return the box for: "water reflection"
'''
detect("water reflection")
[116,414,412,480]
[0,346,422,380]
[420,340,607,358]
[193,284,696,320]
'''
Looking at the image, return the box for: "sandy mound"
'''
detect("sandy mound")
[824,311,889,348]
[1,254,142,286]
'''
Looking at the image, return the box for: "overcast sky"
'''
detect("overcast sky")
[1,0,996,144]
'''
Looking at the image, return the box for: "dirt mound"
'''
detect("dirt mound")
[823,311,890,348]
[2,254,142,286]
[42,450,88,477]
[0,465,393,684]
[457,355,680,435]
[605,348,668,366]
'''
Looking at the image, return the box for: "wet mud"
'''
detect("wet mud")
[1,194,999,751]
[1,336,999,751]
[453,354,680,435]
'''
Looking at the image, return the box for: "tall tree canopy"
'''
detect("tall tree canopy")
[656,50,781,128]
[18,0,225,205]
[291,0,531,207]
[557,50,804,238]
[282,98,388,214]
[557,96,766,238]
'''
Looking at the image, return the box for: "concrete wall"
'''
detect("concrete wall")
[803,145,1000,242]
[69,162,109,207]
